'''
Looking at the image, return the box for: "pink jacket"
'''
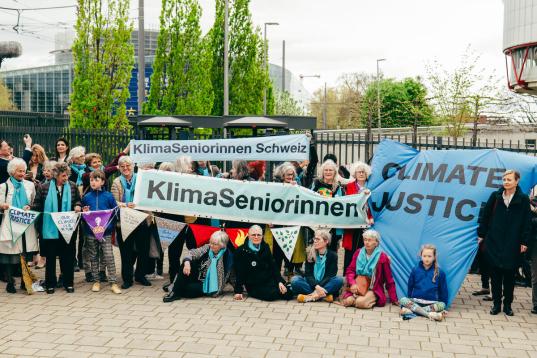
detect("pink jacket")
[343,248,398,307]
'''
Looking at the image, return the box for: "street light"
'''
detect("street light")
[376,58,386,134]
[263,22,279,115]
[299,75,323,127]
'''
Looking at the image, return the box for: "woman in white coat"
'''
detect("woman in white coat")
[0,158,38,293]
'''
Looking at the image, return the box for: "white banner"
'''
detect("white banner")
[130,134,309,162]
[271,226,300,261]
[0,207,40,243]
[50,212,80,244]
[119,207,149,240]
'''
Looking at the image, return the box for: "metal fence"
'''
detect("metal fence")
[0,110,70,128]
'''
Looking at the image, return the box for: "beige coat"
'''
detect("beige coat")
[0,179,39,254]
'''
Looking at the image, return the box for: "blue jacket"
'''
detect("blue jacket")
[81,189,117,236]
[407,261,448,304]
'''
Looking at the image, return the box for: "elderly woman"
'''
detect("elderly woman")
[233,225,293,301]
[291,230,343,303]
[163,231,232,302]
[342,229,398,308]
[67,146,86,194]
[342,161,374,271]
[311,160,345,251]
[32,162,81,293]
[0,158,39,293]
[111,155,151,289]
[270,162,306,276]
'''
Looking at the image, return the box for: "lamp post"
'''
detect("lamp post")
[299,74,322,126]
[376,58,386,134]
[263,22,279,115]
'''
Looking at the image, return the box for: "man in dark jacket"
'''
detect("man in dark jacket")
[477,169,531,316]
[233,225,293,301]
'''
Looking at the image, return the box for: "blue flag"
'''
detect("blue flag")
[368,139,537,307]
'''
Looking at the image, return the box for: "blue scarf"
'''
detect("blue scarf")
[42,179,72,239]
[89,165,104,172]
[248,239,260,252]
[203,247,226,294]
[314,253,327,282]
[120,174,137,203]
[10,177,28,209]
[70,163,86,186]
[355,247,381,277]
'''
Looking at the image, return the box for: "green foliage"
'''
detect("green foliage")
[274,90,304,116]
[208,0,273,116]
[0,78,17,110]
[70,0,134,129]
[145,0,213,115]
[361,78,434,128]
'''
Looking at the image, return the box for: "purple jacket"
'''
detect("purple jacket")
[343,248,398,307]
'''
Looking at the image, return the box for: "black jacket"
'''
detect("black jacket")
[233,238,285,293]
[477,186,531,269]
[304,249,338,288]
[32,180,82,212]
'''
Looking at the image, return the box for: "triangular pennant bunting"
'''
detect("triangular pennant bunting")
[82,209,115,242]
[119,207,148,240]
[225,227,249,248]
[270,226,300,261]
[0,207,40,243]
[189,224,220,247]
[50,211,81,244]
[155,217,186,244]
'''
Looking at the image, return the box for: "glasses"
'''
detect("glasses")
[250,233,262,237]
[313,237,324,242]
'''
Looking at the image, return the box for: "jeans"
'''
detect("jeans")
[291,276,343,295]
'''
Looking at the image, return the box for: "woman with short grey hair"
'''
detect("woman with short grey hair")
[0,158,38,293]
[163,230,233,302]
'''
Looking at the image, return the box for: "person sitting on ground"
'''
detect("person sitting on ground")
[342,229,398,309]
[399,244,448,321]
[163,230,233,302]
[233,225,293,301]
[291,230,343,303]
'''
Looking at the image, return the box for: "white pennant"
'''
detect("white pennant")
[270,226,301,261]
[119,207,148,240]
[0,207,40,243]
[154,216,186,244]
[50,211,81,244]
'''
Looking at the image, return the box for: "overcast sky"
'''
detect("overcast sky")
[0,0,505,93]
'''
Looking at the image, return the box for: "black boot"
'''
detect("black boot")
[163,291,180,303]
[85,272,94,283]
[503,304,514,316]
[490,303,501,315]
[135,276,151,286]
[6,282,16,294]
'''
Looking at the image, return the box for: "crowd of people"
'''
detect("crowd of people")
[0,133,535,320]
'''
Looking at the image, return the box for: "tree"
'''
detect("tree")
[145,0,213,115]
[70,0,134,129]
[361,77,434,129]
[273,90,304,116]
[0,79,17,110]
[426,47,502,139]
[208,0,273,116]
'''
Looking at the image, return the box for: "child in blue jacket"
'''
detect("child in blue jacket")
[399,244,448,321]
[81,170,121,294]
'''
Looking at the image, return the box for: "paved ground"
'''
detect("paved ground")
[0,248,536,358]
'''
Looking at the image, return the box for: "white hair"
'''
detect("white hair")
[210,230,229,248]
[362,229,381,243]
[318,159,341,191]
[67,146,85,164]
[274,162,296,181]
[349,161,372,179]
[139,162,156,170]
[118,156,133,167]
[174,155,192,174]
[7,158,27,176]
[158,162,175,171]
[43,160,57,171]
[248,225,263,235]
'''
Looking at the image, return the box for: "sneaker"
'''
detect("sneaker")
[323,294,334,303]
[111,284,122,294]
[428,312,444,321]
[145,273,156,280]
[92,282,101,292]
[297,293,317,303]
[65,286,74,293]
[400,307,413,316]
[32,282,45,292]
[153,274,164,280]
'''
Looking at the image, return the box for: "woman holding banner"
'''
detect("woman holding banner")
[311,160,345,251]
[478,169,531,316]
[342,161,373,271]
[0,158,39,293]
[233,225,293,301]
[111,156,151,289]
[342,229,398,309]
[32,162,82,293]
[163,230,233,302]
